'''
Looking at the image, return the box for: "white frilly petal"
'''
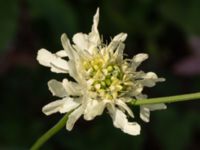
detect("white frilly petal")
[141,72,165,87]
[72,33,89,51]
[84,99,106,120]
[59,98,81,113]
[140,106,150,122]
[91,8,99,34]
[56,50,68,57]
[108,105,140,136]
[108,33,127,52]
[111,33,127,42]
[115,99,134,118]
[61,34,83,82]
[62,79,83,96]
[140,103,167,122]
[42,99,66,116]
[145,103,167,111]
[42,97,80,116]
[61,34,75,59]
[66,106,84,131]
[37,49,69,73]
[113,43,125,62]
[72,8,100,53]
[48,79,67,97]
[88,8,100,49]
[132,53,148,70]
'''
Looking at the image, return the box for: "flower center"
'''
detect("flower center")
[83,55,133,100]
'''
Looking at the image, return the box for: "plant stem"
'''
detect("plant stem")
[30,92,200,150]
[30,113,69,150]
[130,92,200,105]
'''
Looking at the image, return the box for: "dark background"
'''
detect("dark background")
[0,0,200,150]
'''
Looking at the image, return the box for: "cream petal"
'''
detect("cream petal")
[42,97,80,116]
[72,8,100,53]
[72,33,89,50]
[140,72,165,87]
[66,106,84,131]
[91,8,99,34]
[132,53,148,70]
[135,94,148,100]
[37,49,54,67]
[66,60,82,83]
[140,106,150,122]
[61,34,81,80]
[37,49,69,73]
[48,79,67,97]
[42,99,66,116]
[108,106,141,136]
[108,33,127,51]
[59,98,81,113]
[112,33,127,42]
[61,33,75,59]
[145,103,167,111]
[140,104,166,122]
[113,43,125,62]
[88,8,100,50]
[62,79,83,96]
[56,50,68,57]
[130,84,143,96]
[115,99,134,118]
[50,58,69,73]
[123,122,141,136]
[83,99,106,121]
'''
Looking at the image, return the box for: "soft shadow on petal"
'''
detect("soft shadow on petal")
[66,106,84,131]
[83,100,106,121]
[48,79,67,97]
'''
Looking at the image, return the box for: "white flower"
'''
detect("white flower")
[37,8,166,136]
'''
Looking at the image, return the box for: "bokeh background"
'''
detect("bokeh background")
[1,0,200,149]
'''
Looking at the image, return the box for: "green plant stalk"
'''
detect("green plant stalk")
[30,92,200,150]
[130,92,200,105]
[30,113,70,150]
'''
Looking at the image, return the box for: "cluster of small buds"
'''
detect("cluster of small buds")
[83,55,134,100]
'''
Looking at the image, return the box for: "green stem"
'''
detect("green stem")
[130,92,200,105]
[30,113,70,150]
[30,92,200,150]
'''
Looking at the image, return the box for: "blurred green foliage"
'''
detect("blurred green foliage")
[0,0,200,150]
[0,0,18,53]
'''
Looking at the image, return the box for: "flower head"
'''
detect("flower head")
[37,8,166,136]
